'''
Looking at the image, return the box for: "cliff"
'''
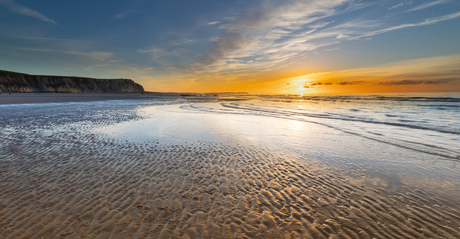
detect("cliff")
[0,71,144,93]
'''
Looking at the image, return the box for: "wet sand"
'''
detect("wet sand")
[1,98,460,238]
[0,93,158,105]
[2,137,460,238]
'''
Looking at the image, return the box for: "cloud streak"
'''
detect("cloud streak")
[113,10,135,19]
[350,11,460,39]
[388,1,413,10]
[11,46,113,61]
[379,79,452,85]
[14,36,77,42]
[0,0,58,25]
[407,0,449,12]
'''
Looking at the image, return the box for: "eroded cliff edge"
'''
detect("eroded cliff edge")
[0,71,144,93]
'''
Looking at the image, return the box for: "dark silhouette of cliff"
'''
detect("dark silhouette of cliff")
[0,70,144,93]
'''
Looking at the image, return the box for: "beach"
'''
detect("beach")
[1,94,460,238]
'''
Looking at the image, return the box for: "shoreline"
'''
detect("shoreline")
[0,92,247,105]
[0,93,160,105]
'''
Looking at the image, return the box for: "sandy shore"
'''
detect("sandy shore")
[1,98,460,238]
[1,136,460,238]
[0,93,159,105]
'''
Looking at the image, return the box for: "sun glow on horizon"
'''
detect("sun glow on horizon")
[293,78,312,94]
[259,55,460,95]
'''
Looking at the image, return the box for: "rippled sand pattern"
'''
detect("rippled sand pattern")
[1,101,460,238]
[1,132,460,239]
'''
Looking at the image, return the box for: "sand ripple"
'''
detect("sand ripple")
[1,132,460,238]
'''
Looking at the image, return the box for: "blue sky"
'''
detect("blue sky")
[1,0,459,93]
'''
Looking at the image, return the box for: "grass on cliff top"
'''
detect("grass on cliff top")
[0,70,25,75]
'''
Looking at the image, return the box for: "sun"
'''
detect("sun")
[296,80,310,94]
[284,77,316,95]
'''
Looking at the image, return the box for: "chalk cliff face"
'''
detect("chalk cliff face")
[0,74,144,93]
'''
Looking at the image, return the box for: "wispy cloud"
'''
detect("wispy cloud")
[336,34,349,39]
[113,9,135,19]
[388,1,413,10]
[137,47,175,66]
[208,21,220,25]
[65,51,113,61]
[336,81,365,85]
[137,38,197,68]
[308,21,334,29]
[389,3,404,10]
[11,46,113,61]
[14,36,77,41]
[0,0,58,25]
[168,38,195,46]
[407,0,449,12]
[137,48,160,54]
[379,79,452,85]
[350,11,460,39]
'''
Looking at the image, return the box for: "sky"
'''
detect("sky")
[0,0,459,94]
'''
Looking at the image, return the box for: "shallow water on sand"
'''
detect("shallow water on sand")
[1,94,460,238]
[95,94,460,199]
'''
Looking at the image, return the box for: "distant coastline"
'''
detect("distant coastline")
[0,70,144,93]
